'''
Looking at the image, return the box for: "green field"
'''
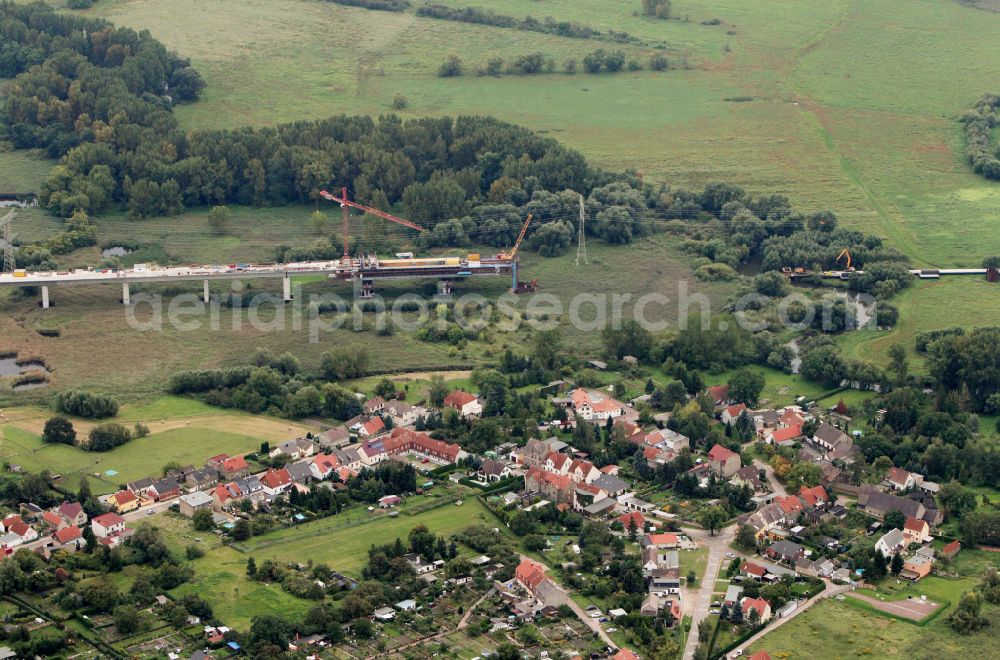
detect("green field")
[837,278,1000,372]
[746,549,1000,658]
[0,147,55,194]
[71,0,1000,267]
[237,496,497,574]
[0,421,272,494]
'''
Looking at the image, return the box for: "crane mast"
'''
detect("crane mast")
[319,187,424,262]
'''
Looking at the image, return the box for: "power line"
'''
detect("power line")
[576,193,587,266]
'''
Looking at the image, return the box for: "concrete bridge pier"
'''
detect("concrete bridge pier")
[437,279,453,298]
[203,279,210,304]
[122,282,130,305]
[282,275,293,302]
[41,285,49,309]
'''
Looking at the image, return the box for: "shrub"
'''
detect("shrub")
[55,390,119,418]
[87,423,133,452]
[326,0,409,10]
[439,54,463,77]
[694,263,738,281]
[649,53,669,71]
[391,94,408,109]
[563,57,577,74]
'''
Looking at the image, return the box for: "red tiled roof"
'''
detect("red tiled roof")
[742,596,769,618]
[749,652,772,660]
[221,455,248,472]
[58,502,83,520]
[444,390,478,408]
[612,649,640,660]
[798,485,828,507]
[42,511,63,527]
[515,558,548,591]
[776,495,804,515]
[262,468,291,489]
[770,425,803,443]
[8,521,30,537]
[617,512,646,530]
[708,443,738,463]
[707,384,729,403]
[942,540,961,557]
[212,485,232,503]
[904,517,927,532]
[2,514,21,529]
[385,427,463,460]
[53,526,82,544]
[92,512,124,528]
[647,532,679,545]
[112,490,138,506]
[740,561,766,577]
[526,466,573,491]
[886,467,911,485]
[724,403,747,418]
[360,417,385,435]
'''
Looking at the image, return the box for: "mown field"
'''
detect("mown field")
[0,397,308,493]
[63,0,1000,267]
[836,278,1000,372]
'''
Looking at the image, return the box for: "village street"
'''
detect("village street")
[680,523,737,660]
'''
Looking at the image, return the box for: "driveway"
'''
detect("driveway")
[753,458,787,497]
[680,523,737,660]
[519,554,615,648]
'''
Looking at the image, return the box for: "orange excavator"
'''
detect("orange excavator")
[836,248,855,272]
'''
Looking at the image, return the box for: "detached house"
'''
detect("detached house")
[444,391,482,418]
[91,513,125,539]
[875,528,908,557]
[811,423,853,460]
[903,517,931,545]
[363,396,385,415]
[707,444,741,478]
[766,540,805,564]
[721,403,747,425]
[220,456,250,480]
[261,468,292,496]
[569,388,625,421]
[358,417,386,438]
[126,477,154,498]
[385,401,421,427]
[740,597,772,623]
[884,467,916,492]
[148,477,181,502]
[798,485,828,509]
[111,490,140,514]
[52,525,84,552]
[57,502,87,527]
[316,426,351,449]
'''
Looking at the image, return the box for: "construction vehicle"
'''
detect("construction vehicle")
[319,187,424,262]
[836,248,855,272]
[515,279,539,293]
[497,214,533,261]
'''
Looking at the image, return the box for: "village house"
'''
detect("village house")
[378,495,401,508]
[740,596,772,623]
[884,467,917,492]
[358,417,386,438]
[740,561,768,581]
[285,460,313,485]
[186,467,219,492]
[858,486,940,526]
[903,517,931,544]
[798,485,828,509]
[261,468,292,496]
[384,401,422,427]
[316,426,351,449]
[767,424,804,447]
[126,477,154,498]
[524,467,576,506]
[363,396,385,415]
[219,455,250,480]
[707,444,741,478]
[941,540,961,560]
[641,532,680,549]
[309,453,341,480]
[706,384,730,406]
[270,437,316,461]
[766,540,805,565]
[91,512,126,538]
[52,525,84,553]
[111,489,140,514]
[731,465,766,492]
[512,438,551,467]
[443,390,483,417]
[901,552,934,581]
[57,502,87,527]
[875,528,908,557]
[569,388,625,421]
[148,477,181,502]
[478,458,514,482]
[721,403,747,426]
[179,491,214,518]
[811,423,854,460]
[41,510,65,531]
[380,427,467,464]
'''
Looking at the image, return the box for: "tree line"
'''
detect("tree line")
[439,49,668,78]
[960,93,1000,181]
[417,4,639,44]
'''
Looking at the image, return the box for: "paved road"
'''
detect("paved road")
[725,582,850,658]
[680,523,737,660]
[752,458,787,497]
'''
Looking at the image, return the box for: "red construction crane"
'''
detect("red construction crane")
[319,187,424,260]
